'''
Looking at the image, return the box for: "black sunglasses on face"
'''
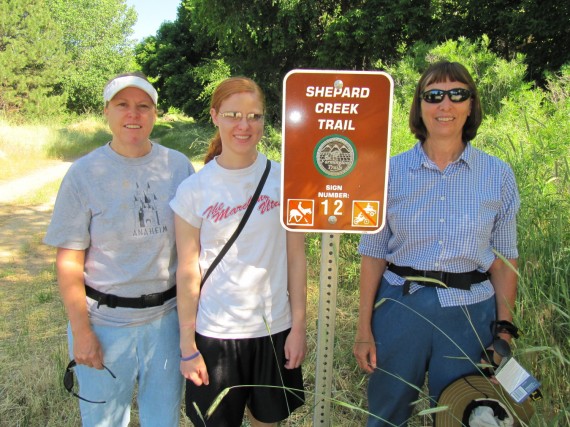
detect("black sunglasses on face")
[421,88,472,103]
[64,360,116,404]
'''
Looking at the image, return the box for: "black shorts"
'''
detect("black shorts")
[185,329,305,427]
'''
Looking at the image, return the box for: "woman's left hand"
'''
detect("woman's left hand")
[481,332,512,383]
[181,353,209,386]
[284,327,307,369]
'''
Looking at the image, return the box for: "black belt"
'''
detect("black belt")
[85,285,176,309]
[387,264,488,294]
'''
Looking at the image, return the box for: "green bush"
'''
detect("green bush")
[385,36,530,117]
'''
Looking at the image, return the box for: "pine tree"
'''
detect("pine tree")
[0,0,69,118]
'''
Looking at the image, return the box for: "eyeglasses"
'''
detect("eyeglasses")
[64,360,116,404]
[421,88,472,103]
[218,111,265,123]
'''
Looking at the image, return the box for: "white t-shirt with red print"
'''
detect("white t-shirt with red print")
[170,153,291,339]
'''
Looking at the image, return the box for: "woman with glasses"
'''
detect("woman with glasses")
[353,61,520,425]
[170,76,307,427]
[44,72,194,426]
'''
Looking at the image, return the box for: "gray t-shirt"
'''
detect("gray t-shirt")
[44,142,194,326]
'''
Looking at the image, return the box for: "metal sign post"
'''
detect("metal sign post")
[313,233,340,425]
[281,70,393,425]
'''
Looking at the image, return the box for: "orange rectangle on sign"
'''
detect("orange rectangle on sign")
[281,70,393,233]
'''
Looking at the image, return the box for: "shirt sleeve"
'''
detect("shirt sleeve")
[358,225,391,259]
[43,169,91,249]
[169,176,202,228]
[358,157,394,260]
[490,164,520,259]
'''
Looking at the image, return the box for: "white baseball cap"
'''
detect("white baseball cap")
[103,75,158,105]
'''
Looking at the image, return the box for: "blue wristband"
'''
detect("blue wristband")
[181,351,200,362]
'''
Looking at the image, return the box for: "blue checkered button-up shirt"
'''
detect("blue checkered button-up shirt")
[359,142,520,307]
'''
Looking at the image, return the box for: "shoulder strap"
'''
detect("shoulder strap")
[200,159,271,288]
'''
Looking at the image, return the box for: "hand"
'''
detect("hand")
[284,328,307,369]
[180,353,209,386]
[353,329,376,374]
[480,335,512,383]
[73,328,104,369]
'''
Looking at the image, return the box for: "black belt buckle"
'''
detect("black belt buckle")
[423,270,449,288]
[436,271,449,287]
[98,293,118,309]
[141,292,164,308]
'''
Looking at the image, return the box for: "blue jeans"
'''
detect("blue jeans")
[367,278,495,427]
[68,308,183,427]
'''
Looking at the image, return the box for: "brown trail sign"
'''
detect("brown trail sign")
[281,70,393,234]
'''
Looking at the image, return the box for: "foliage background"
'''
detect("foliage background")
[2,0,569,121]
[1,0,137,118]
[135,0,570,122]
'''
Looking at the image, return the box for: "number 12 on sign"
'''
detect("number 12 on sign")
[320,199,343,216]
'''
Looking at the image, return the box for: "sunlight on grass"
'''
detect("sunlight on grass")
[0,116,209,182]
[9,179,63,206]
[0,121,60,181]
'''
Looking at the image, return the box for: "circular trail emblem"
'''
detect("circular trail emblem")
[313,134,357,178]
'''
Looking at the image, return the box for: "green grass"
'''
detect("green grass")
[0,106,568,426]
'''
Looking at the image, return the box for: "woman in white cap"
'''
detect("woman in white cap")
[44,72,194,426]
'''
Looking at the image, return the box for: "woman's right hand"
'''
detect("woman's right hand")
[354,256,385,375]
[57,247,105,368]
[180,353,209,386]
[174,216,207,386]
[73,328,104,369]
[353,328,377,374]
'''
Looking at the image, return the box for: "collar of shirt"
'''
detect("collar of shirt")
[410,141,475,172]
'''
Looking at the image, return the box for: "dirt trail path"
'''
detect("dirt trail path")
[0,162,72,204]
[0,162,71,267]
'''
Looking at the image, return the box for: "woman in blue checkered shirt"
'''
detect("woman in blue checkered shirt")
[353,61,520,426]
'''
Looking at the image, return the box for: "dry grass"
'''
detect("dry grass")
[0,118,109,183]
[0,123,58,182]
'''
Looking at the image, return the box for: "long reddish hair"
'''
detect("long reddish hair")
[204,77,266,164]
